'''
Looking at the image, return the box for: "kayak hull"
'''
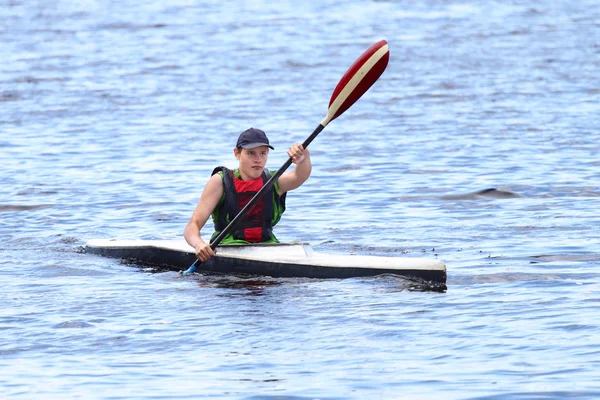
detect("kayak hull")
[85,239,447,283]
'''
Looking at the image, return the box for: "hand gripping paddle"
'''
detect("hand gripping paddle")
[183,40,390,275]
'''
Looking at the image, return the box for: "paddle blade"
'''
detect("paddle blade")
[322,40,389,127]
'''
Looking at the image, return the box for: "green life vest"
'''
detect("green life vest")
[210,167,286,245]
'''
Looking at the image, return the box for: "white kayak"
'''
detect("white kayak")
[85,239,446,283]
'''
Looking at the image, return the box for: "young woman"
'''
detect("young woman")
[184,128,311,262]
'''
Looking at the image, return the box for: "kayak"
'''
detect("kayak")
[85,239,446,283]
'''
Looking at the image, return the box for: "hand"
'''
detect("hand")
[194,241,216,262]
[288,143,306,164]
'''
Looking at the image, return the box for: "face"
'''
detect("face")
[234,146,269,180]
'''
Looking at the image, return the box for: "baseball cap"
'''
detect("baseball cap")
[236,128,274,150]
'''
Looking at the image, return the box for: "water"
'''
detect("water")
[2,0,600,398]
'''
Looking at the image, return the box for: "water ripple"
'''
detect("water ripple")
[2,0,600,398]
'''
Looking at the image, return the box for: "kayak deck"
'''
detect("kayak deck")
[85,239,447,283]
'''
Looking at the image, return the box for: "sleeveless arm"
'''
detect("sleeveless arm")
[277,144,311,195]
[184,173,224,248]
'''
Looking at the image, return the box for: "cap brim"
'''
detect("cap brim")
[239,142,274,150]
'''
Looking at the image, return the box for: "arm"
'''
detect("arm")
[184,173,224,262]
[277,143,312,195]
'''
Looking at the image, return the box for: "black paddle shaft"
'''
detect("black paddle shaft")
[209,123,325,250]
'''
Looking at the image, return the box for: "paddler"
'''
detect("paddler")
[184,128,311,262]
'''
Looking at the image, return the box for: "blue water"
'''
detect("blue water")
[2,0,600,398]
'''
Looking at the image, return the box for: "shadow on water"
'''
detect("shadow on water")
[372,274,447,293]
[440,188,524,200]
[396,187,525,201]
[0,204,54,212]
[196,274,447,294]
[133,263,447,293]
[197,275,288,297]
[398,187,600,202]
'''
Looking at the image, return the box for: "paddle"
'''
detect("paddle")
[182,40,390,275]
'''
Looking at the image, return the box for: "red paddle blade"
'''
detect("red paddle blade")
[322,40,390,127]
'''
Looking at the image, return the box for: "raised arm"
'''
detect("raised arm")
[277,143,312,195]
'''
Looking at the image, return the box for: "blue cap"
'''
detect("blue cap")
[236,128,274,150]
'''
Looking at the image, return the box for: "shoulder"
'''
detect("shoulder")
[211,166,230,179]
[206,173,224,189]
[201,174,225,206]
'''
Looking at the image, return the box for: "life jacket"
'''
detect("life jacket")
[210,166,286,243]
